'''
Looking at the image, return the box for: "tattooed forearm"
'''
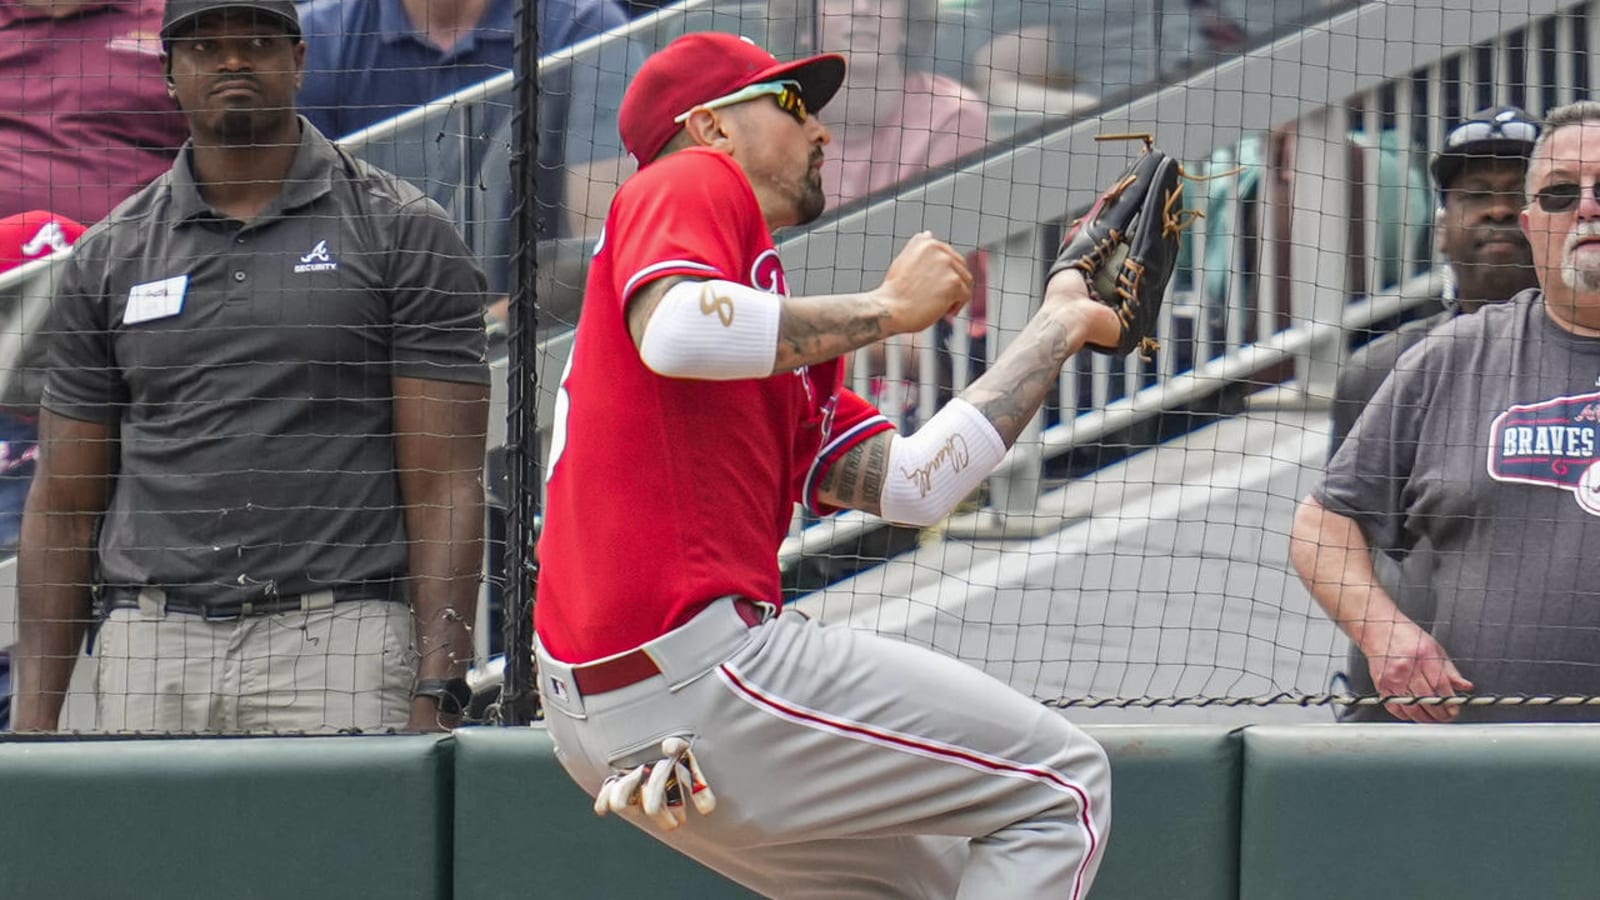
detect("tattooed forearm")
[817,433,889,515]
[960,306,1084,446]
[861,433,886,504]
[773,295,891,373]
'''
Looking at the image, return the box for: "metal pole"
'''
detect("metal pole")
[500,0,542,725]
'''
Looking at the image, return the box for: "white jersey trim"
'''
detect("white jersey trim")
[622,259,723,302]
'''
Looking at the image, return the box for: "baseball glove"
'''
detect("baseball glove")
[1047,136,1197,361]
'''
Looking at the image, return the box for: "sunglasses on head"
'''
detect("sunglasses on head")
[1445,116,1541,149]
[1533,181,1600,213]
[673,80,809,125]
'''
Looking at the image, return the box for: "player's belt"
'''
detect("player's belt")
[570,597,767,695]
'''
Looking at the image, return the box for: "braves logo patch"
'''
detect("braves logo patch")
[1487,392,1600,515]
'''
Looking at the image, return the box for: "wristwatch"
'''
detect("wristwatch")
[412,677,473,717]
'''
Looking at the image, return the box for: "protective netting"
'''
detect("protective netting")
[3,0,1597,733]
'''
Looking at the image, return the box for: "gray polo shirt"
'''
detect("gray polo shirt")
[41,120,489,609]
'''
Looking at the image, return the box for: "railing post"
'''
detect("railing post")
[1285,106,1351,402]
[946,225,1047,539]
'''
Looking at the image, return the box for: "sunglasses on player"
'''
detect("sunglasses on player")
[1533,182,1600,213]
[672,80,809,125]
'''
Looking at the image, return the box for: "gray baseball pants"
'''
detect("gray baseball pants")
[537,597,1111,899]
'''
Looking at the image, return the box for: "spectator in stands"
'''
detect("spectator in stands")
[1176,0,1336,67]
[13,0,489,734]
[297,0,626,138]
[1323,106,1542,722]
[1331,107,1542,455]
[816,0,989,208]
[1,0,188,559]
[938,0,1175,131]
[0,0,189,225]
[809,0,989,423]
[0,212,87,555]
[1290,100,1600,723]
[297,0,635,237]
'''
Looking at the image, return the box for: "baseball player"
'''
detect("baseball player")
[535,31,1177,897]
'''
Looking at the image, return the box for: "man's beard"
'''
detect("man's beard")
[1456,226,1536,301]
[1561,220,1600,292]
[212,105,287,145]
[794,151,827,225]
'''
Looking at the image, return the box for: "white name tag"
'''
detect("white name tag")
[124,275,188,325]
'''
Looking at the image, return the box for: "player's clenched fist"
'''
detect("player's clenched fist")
[873,231,973,335]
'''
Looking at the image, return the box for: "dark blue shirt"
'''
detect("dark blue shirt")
[297,0,630,139]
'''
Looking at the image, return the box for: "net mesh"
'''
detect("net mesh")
[2,0,1597,733]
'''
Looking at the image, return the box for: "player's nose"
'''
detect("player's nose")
[806,114,831,146]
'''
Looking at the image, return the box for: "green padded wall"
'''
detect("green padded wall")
[451,724,1241,900]
[1089,725,1241,900]
[1240,725,1600,900]
[452,727,758,899]
[0,734,451,900]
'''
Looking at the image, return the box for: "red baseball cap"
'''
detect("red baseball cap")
[0,211,86,275]
[619,32,846,166]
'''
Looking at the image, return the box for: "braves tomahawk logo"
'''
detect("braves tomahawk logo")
[293,239,338,273]
[1487,391,1600,515]
[20,222,72,259]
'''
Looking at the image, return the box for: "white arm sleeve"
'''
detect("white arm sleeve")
[878,399,1008,527]
[637,279,781,380]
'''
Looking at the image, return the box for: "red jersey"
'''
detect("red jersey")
[535,148,893,663]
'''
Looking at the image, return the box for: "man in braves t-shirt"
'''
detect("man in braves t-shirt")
[1294,101,1600,723]
[536,31,1126,897]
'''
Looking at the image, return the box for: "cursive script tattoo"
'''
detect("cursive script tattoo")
[899,434,970,497]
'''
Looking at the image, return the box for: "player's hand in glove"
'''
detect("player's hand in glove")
[593,736,717,831]
[1047,135,1200,361]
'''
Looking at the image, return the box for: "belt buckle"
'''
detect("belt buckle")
[199,604,244,621]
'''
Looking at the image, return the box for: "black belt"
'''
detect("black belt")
[103,580,403,621]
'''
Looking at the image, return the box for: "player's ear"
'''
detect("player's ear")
[680,109,734,154]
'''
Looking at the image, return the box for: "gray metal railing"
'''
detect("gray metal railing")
[332,0,1587,555]
[2,0,1582,576]
[782,0,1590,546]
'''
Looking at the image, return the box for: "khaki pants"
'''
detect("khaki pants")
[94,589,415,733]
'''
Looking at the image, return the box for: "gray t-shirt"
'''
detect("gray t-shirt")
[42,122,489,609]
[1330,302,1452,458]
[1318,290,1600,721]
[1326,301,1450,720]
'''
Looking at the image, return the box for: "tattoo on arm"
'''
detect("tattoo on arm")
[774,296,890,373]
[959,309,1081,446]
[817,433,889,516]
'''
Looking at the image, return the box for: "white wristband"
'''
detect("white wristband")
[638,279,781,380]
[878,399,1008,527]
